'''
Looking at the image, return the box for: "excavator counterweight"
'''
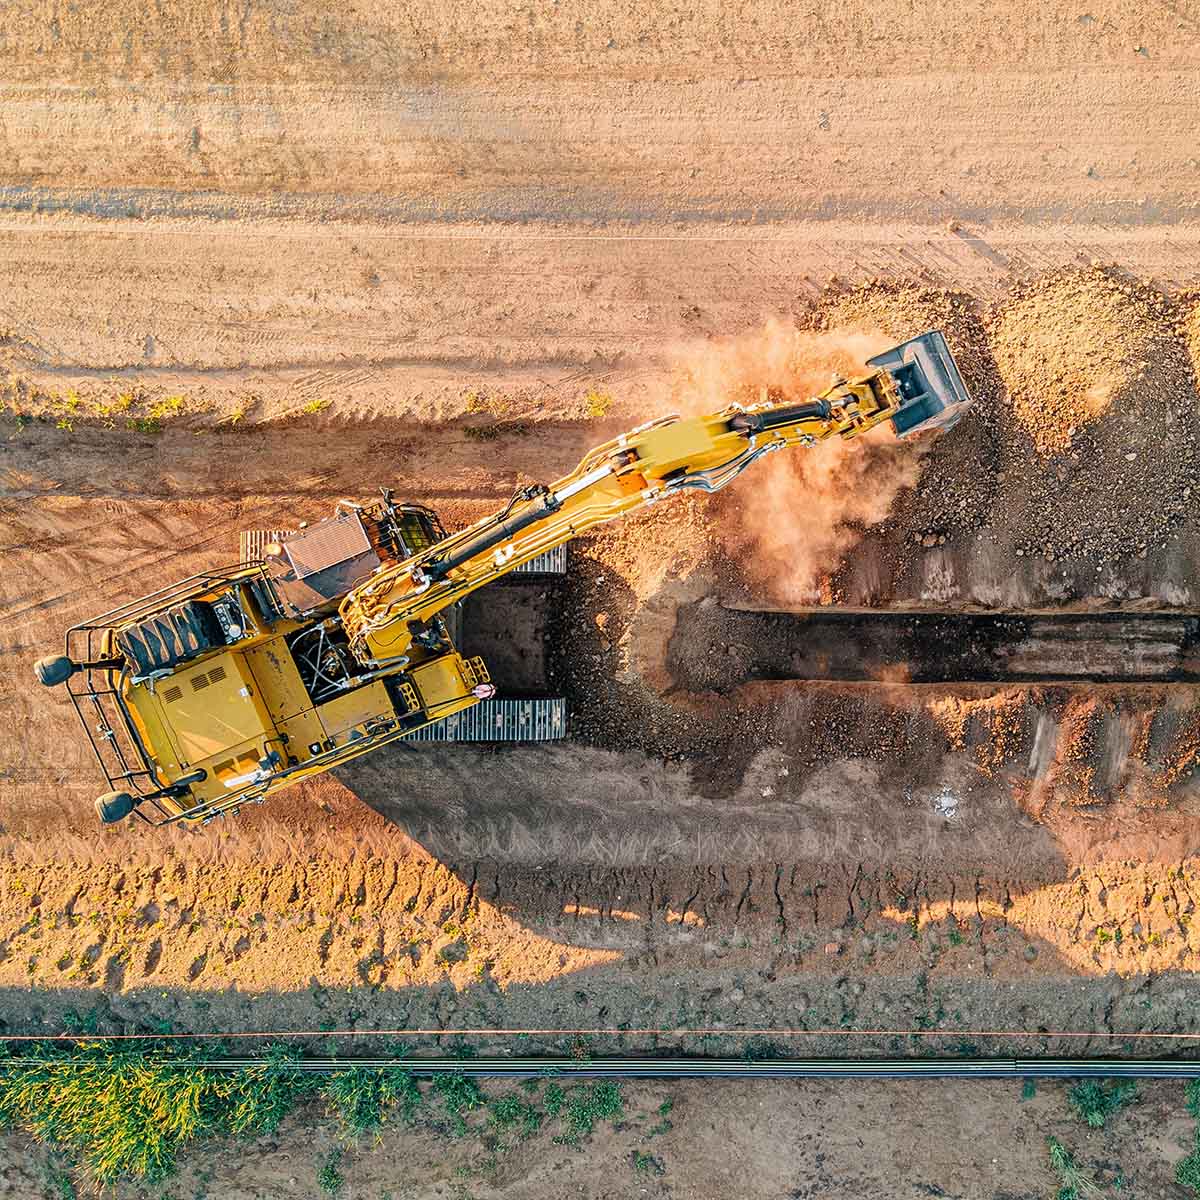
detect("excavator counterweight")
[35,331,972,826]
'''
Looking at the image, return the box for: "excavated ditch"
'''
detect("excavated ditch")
[668,604,1200,690]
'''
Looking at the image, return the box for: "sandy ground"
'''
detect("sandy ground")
[5,0,1200,1194]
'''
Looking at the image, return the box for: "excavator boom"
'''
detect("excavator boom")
[36,331,970,826]
[340,331,971,666]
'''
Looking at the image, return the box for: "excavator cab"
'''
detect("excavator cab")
[869,331,973,439]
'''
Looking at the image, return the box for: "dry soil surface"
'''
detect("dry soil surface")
[2,1077,1196,1200]
[4,1,1200,1195]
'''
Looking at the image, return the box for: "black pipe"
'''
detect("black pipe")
[82,1056,1200,1080]
[728,400,830,435]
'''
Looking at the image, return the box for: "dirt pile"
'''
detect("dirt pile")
[993,270,1166,455]
[809,283,1002,548]
[990,270,1199,567]
[782,272,1200,584]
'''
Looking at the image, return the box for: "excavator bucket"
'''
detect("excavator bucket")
[868,330,973,439]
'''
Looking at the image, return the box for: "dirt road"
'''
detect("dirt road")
[1,0,1200,418]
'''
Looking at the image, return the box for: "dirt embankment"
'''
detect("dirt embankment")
[4,852,1200,1057]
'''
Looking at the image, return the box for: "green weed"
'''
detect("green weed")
[1178,1141,1200,1197]
[487,1093,542,1140]
[325,1067,421,1136]
[301,397,331,415]
[60,1009,100,1036]
[632,1150,665,1175]
[0,1046,211,1182]
[432,1072,486,1136]
[543,1081,565,1116]
[1046,1136,1101,1199]
[0,1043,320,1183]
[220,1049,323,1136]
[40,1152,77,1199]
[316,1147,344,1196]
[1177,1082,1200,1196]
[555,1081,623,1143]
[1067,1079,1138,1128]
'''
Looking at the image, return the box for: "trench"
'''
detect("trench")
[668,604,1200,690]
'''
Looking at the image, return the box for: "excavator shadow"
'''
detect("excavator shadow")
[6,839,1200,1063]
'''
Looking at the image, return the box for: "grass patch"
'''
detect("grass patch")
[316,1146,344,1196]
[555,1080,623,1143]
[325,1067,421,1137]
[487,1092,543,1140]
[1176,1081,1200,1197]
[632,1150,665,1176]
[1180,1147,1200,1199]
[1046,1136,1101,1199]
[0,1043,321,1183]
[432,1071,486,1135]
[584,388,613,419]
[39,1152,77,1199]
[0,1044,628,1185]
[1066,1079,1138,1128]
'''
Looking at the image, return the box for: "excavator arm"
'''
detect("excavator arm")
[340,331,972,669]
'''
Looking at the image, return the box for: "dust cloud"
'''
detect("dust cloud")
[667,321,927,603]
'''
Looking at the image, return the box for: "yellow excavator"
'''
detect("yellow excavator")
[36,333,971,826]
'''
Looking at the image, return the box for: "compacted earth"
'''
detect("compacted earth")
[4,1,1200,1196]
